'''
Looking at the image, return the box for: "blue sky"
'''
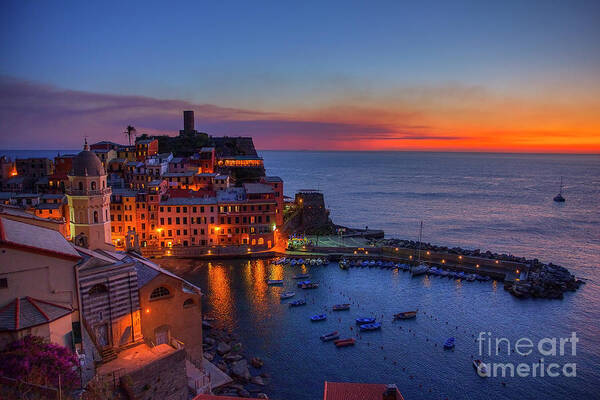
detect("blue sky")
[1,1,599,151]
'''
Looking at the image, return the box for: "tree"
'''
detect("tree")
[0,336,80,391]
[124,125,137,146]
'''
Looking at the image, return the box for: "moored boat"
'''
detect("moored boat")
[444,337,455,349]
[394,311,417,320]
[301,282,319,289]
[289,299,306,307]
[334,338,355,347]
[332,303,350,311]
[297,280,312,287]
[359,322,382,331]
[411,264,428,276]
[320,331,340,341]
[280,291,296,300]
[310,314,327,321]
[473,359,489,377]
[267,279,284,285]
[356,317,376,325]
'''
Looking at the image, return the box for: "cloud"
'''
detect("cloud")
[0,77,598,152]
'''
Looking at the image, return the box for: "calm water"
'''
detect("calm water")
[160,152,599,400]
[5,150,599,399]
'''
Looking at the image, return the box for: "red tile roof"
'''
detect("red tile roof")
[324,381,404,400]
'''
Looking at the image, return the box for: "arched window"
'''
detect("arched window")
[105,210,108,220]
[89,283,108,296]
[150,286,170,300]
[183,298,195,308]
[78,182,83,190]
[93,211,99,223]
[258,238,264,245]
[91,181,97,190]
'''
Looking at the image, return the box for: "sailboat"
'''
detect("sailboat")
[553,177,565,202]
[411,221,429,276]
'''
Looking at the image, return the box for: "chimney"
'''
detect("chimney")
[183,110,194,133]
[383,384,398,400]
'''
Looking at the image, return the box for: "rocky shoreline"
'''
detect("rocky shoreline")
[203,322,270,398]
[373,238,584,299]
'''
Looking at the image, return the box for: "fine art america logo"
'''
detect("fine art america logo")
[476,332,578,378]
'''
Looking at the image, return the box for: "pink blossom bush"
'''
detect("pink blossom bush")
[0,336,80,390]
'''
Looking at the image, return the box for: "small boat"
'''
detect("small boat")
[444,337,455,349]
[301,282,319,289]
[359,322,382,331]
[473,359,489,377]
[376,260,383,267]
[310,259,317,265]
[332,303,350,311]
[466,274,476,282]
[289,299,306,307]
[311,314,327,321]
[394,311,417,320]
[290,259,297,266]
[334,338,356,347]
[553,177,566,202]
[293,273,311,279]
[339,263,348,270]
[369,260,376,266]
[320,331,340,341]
[439,270,449,277]
[356,317,376,325]
[297,280,312,287]
[297,258,305,264]
[280,291,296,300]
[267,279,284,285]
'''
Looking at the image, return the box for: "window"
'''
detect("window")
[0,278,7,289]
[78,182,83,190]
[91,181,97,190]
[88,283,108,296]
[93,211,99,223]
[183,298,194,308]
[150,286,170,300]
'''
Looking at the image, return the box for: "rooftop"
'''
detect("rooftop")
[0,217,80,260]
[323,382,404,400]
[0,297,73,331]
[243,183,274,194]
[97,343,177,377]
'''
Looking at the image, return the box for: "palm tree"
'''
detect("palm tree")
[124,125,137,146]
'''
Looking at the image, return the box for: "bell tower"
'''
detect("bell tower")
[66,140,113,250]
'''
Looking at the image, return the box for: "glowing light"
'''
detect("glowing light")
[365,251,368,255]
[145,308,150,314]
[207,250,212,255]
[247,248,251,252]
[476,264,480,268]
[426,251,430,255]
[353,250,357,254]
[441,259,446,264]
[495,260,499,264]
[409,255,413,259]
[458,255,462,260]
[516,269,520,274]
[395,248,399,251]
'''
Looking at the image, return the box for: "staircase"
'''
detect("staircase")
[100,347,117,363]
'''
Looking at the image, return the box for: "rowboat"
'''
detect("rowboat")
[301,283,319,289]
[359,322,382,331]
[473,359,489,377]
[320,331,339,341]
[297,280,312,287]
[332,303,350,311]
[267,279,283,285]
[280,291,295,300]
[288,299,306,307]
[393,311,417,320]
[310,314,327,322]
[334,338,356,347]
[356,317,376,325]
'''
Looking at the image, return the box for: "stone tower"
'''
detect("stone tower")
[66,140,113,250]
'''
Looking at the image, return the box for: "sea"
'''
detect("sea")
[4,150,599,400]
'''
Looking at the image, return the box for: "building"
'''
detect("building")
[323,382,404,400]
[16,157,53,180]
[0,217,82,349]
[91,148,116,170]
[135,138,159,161]
[66,141,113,250]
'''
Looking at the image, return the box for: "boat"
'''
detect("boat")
[439,269,449,277]
[280,291,296,300]
[297,280,312,287]
[297,258,304,265]
[394,311,417,320]
[356,317,376,325]
[369,260,376,266]
[359,322,382,331]
[411,221,430,276]
[334,338,356,347]
[332,303,350,311]
[444,337,455,349]
[473,359,489,377]
[290,259,297,266]
[339,262,348,270]
[267,279,284,285]
[310,314,327,321]
[293,273,311,279]
[553,177,566,202]
[466,274,476,282]
[301,282,319,289]
[288,299,306,307]
[310,259,317,265]
[320,331,340,341]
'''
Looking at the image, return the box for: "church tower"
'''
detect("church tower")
[66,140,113,250]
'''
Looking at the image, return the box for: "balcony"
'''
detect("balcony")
[67,187,112,196]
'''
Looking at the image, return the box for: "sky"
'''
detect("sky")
[1,0,599,152]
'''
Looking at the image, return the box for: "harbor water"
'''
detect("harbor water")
[159,151,600,400]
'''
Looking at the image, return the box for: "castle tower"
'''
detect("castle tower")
[66,140,113,250]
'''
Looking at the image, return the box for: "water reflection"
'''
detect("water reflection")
[207,262,234,327]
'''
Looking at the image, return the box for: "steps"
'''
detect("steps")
[100,347,117,363]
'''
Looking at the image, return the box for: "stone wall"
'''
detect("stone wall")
[121,348,187,400]
[294,192,332,234]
